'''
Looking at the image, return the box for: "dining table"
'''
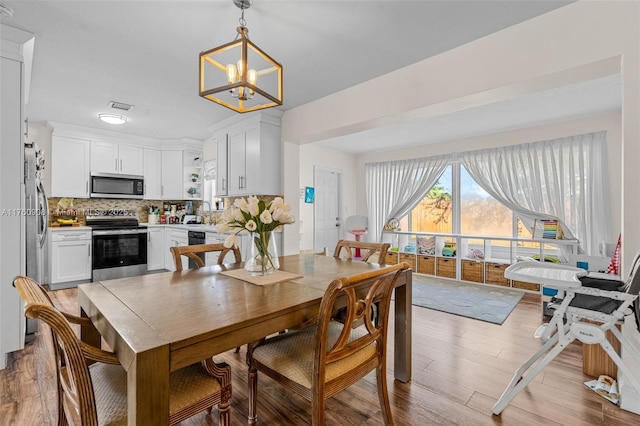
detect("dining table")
[78,254,412,425]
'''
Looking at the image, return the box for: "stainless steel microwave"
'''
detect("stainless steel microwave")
[90,173,144,199]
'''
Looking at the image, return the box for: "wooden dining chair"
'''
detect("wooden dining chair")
[14,275,232,426]
[246,262,410,426]
[170,243,242,272]
[333,240,390,265]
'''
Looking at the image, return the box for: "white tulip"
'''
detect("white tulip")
[216,223,229,233]
[247,202,260,217]
[232,208,245,222]
[260,209,273,224]
[234,198,249,212]
[224,234,238,248]
[269,197,284,212]
[245,220,257,232]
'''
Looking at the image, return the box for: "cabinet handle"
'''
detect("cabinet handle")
[115,158,118,172]
[86,181,89,194]
[88,244,91,257]
[239,176,242,189]
[120,159,123,171]
[161,185,164,196]
[24,118,28,138]
[222,178,226,191]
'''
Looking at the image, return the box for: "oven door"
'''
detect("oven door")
[92,229,148,281]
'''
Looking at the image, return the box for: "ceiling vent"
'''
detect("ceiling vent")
[108,101,134,112]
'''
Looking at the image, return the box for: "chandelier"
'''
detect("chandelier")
[199,0,283,113]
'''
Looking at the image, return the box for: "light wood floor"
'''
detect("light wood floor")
[2,287,640,425]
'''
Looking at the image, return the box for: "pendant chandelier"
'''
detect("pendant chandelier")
[199,0,283,113]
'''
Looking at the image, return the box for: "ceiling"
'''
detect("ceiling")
[1,0,614,154]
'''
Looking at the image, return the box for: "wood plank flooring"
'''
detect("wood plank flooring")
[1,287,640,425]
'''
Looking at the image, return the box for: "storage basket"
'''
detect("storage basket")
[485,262,510,286]
[436,257,457,279]
[417,256,435,275]
[461,260,484,283]
[399,253,416,269]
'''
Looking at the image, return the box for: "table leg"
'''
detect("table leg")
[79,306,101,349]
[127,346,170,425]
[393,271,412,382]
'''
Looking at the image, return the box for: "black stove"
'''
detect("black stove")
[87,210,148,281]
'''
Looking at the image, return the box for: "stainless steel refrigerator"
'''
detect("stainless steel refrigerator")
[24,142,48,342]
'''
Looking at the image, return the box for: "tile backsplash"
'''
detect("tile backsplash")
[48,198,199,225]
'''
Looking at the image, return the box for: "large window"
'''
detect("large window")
[405,164,519,238]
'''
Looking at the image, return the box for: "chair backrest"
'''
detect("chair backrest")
[313,262,409,386]
[14,276,100,425]
[333,240,389,265]
[170,243,242,272]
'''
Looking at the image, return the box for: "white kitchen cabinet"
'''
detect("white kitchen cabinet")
[215,133,228,196]
[147,226,166,271]
[165,229,188,271]
[143,149,162,200]
[214,111,282,197]
[91,141,143,176]
[161,150,183,200]
[49,229,92,287]
[51,135,91,198]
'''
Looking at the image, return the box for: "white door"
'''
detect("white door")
[314,168,341,254]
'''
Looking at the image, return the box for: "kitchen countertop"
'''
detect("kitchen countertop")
[140,223,219,233]
[49,225,92,231]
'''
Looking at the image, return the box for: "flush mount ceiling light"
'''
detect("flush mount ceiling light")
[98,113,127,125]
[199,0,283,113]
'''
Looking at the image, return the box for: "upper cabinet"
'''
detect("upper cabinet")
[214,111,282,197]
[161,150,183,199]
[143,148,162,200]
[51,135,91,198]
[91,141,143,176]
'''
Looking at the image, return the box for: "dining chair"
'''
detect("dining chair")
[333,240,390,265]
[14,275,232,425]
[170,243,242,272]
[246,262,410,426]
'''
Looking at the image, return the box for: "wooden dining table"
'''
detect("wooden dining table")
[78,254,412,425]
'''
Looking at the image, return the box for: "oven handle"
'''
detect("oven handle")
[92,229,148,236]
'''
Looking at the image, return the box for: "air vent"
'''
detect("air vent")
[108,101,134,112]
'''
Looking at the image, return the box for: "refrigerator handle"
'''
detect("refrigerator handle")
[37,180,49,248]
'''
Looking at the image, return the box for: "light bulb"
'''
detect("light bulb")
[226,64,236,83]
[236,59,244,77]
[248,69,257,85]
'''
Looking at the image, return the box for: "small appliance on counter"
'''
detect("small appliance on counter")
[182,215,201,224]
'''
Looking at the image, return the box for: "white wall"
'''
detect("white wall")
[281,0,639,275]
[297,145,357,252]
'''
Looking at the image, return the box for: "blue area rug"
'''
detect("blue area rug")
[412,276,525,325]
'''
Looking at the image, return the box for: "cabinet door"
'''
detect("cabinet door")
[51,136,91,197]
[216,134,228,196]
[243,123,260,195]
[51,240,92,283]
[227,127,245,195]
[119,145,143,176]
[143,149,162,200]
[161,150,183,199]
[164,230,188,271]
[147,227,165,270]
[90,141,119,174]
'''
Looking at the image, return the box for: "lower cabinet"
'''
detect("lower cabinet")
[49,229,92,288]
[205,232,226,265]
[165,229,188,271]
[147,227,166,271]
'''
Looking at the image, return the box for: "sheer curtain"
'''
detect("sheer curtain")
[365,155,450,241]
[460,131,610,255]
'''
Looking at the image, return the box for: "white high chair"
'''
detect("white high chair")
[492,254,640,415]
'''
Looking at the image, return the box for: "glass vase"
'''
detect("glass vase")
[245,231,280,276]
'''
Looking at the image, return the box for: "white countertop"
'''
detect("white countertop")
[140,223,219,233]
[49,226,92,231]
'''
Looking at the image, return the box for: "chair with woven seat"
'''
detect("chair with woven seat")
[170,243,242,272]
[246,262,410,425]
[14,275,232,425]
[333,240,389,265]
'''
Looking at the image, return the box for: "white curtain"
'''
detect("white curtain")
[460,131,610,255]
[365,155,451,241]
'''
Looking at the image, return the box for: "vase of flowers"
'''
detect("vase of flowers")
[216,196,295,276]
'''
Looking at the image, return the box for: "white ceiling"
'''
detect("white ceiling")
[0,0,615,155]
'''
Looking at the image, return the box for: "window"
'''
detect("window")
[405,164,519,238]
[409,165,453,233]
